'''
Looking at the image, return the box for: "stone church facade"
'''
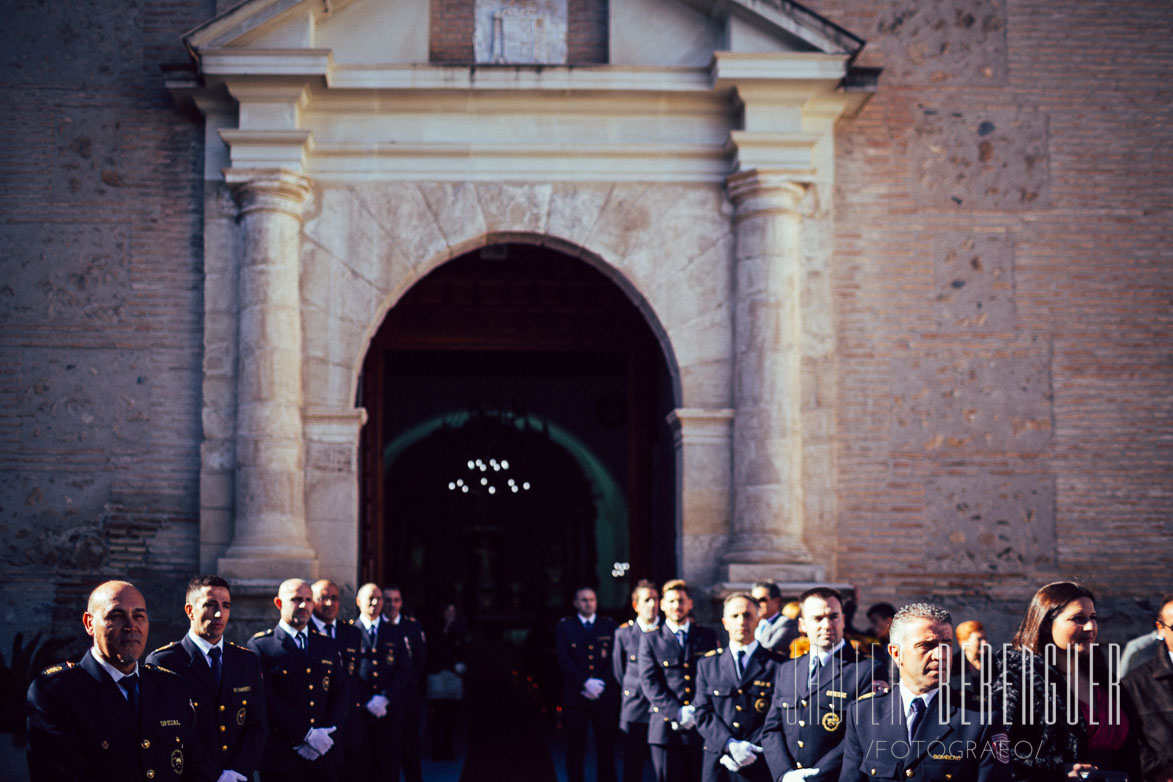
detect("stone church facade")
[2,0,1170,644]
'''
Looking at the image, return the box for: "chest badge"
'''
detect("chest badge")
[322,674,331,692]
[236,707,247,726]
[754,697,769,714]
[821,712,841,731]
[170,749,184,775]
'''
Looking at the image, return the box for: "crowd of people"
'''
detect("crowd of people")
[21,575,1173,782]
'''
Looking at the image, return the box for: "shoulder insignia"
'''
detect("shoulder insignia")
[407,616,418,623]
[150,641,180,655]
[145,663,178,676]
[251,629,272,638]
[857,691,876,700]
[228,641,249,650]
[42,661,75,676]
[623,620,633,628]
[308,626,322,636]
[705,648,721,657]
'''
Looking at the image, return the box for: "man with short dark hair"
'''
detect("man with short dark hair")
[639,579,719,782]
[557,586,620,782]
[381,584,426,782]
[838,603,1009,781]
[614,579,661,782]
[694,593,781,781]
[1122,594,1173,782]
[27,580,208,781]
[761,587,884,782]
[248,578,349,781]
[147,575,268,782]
[864,602,896,666]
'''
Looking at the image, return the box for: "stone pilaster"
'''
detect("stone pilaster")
[218,168,319,582]
[723,170,823,583]
[667,408,735,592]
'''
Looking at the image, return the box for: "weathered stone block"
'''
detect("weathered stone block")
[545,182,614,247]
[874,0,1007,85]
[475,182,552,235]
[891,353,1052,452]
[933,233,1015,332]
[925,472,1055,573]
[417,182,488,248]
[912,107,1050,210]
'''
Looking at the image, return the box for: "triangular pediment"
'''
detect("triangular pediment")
[184,0,865,68]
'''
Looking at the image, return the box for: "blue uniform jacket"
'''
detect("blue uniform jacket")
[555,614,619,706]
[613,619,658,729]
[247,625,349,771]
[351,618,412,721]
[145,636,267,777]
[26,651,211,782]
[838,684,1011,782]
[694,645,781,778]
[762,644,886,782]
[638,622,720,745]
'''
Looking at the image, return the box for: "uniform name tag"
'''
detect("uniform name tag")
[930,753,963,761]
[825,690,847,698]
[232,686,251,693]
[160,719,181,727]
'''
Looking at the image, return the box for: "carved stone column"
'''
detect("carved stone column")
[723,169,821,583]
[217,168,319,581]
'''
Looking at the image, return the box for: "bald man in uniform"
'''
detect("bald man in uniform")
[26,580,209,782]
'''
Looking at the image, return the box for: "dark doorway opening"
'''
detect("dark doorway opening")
[357,242,677,741]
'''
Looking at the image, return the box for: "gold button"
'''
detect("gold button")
[683,700,690,705]
[798,720,805,727]
[141,739,150,749]
[735,705,743,711]
[906,771,914,778]
[801,700,808,707]
[797,740,804,748]
[733,722,740,728]
[309,700,315,707]
[683,663,690,669]
[193,701,199,708]
[221,745,228,752]
[219,705,226,712]
[630,655,636,661]
[871,771,877,777]
[101,741,109,750]
[624,690,630,696]
[310,718,316,725]
[946,776,953,781]
[242,700,247,705]
[219,725,226,732]
[146,771,155,780]
[309,684,314,690]
[796,763,803,769]
[684,675,691,680]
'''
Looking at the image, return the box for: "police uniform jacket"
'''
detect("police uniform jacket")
[386,615,428,704]
[694,645,780,776]
[613,619,658,730]
[762,644,886,782]
[323,619,365,750]
[555,614,619,707]
[247,625,349,771]
[145,636,267,777]
[26,651,210,782]
[638,622,719,746]
[351,618,412,721]
[838,685,1010,782]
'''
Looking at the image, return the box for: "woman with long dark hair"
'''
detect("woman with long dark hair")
[992,581,1134,780]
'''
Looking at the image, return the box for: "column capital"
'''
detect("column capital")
[224,167,313,219]
[726,169,808,218]
[666,407,735,448]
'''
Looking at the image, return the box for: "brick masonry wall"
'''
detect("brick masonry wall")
[808,0,1173,640]
[0,0,212,651]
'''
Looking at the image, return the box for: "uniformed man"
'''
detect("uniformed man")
[761,587,885,782]
[694,593,782,782]
[638,578,719,782]
[353,582,412,781]
[27,580,209,782]
[838,603,1010,782]
[147,575,267,782]
[248,578,349,782]
[613,579,661,782]
[381,584,426,782]
[556,586,620,782]
[311,579,364,782]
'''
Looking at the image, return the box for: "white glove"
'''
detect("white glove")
[781,769,820,782]
[304,726,336,755]
[726,739,763,767]
[215,772,248,782]
[365,694,389,717]
[676,704,697,730]
[294,742,320,761]
[720,755,742,772]
[583,678,606,699]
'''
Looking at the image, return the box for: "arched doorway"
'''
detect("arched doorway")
[357,240,678,673]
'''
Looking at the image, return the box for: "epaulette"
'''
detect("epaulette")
[151,641,180,654]
[623,620,634,628]
[705,648,721,657]
[252,629,273,638]
[41,661,75,676]
[228,641,249,650]
[308,626,322,635]
[857,683,890,700]
[144,663,177,676]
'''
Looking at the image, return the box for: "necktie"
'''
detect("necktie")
[368,625,377,647]
[735,649,746,679]
[326,623,335,639]
[208,646,222,687]
[296,632,307,654]
[809,656,821,684]
[584,620,593,632]
[119,674,139,714]
[908,696,926,742]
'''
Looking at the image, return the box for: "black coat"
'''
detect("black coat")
[761,644,886,782]
[145,636,267,777]
[638,622,720,745]
[613,619,657,729]
[247,625,349,772]
[838,684,1011,782]
[351,618,413,720]
[1122,645,1173,782]
[555,615,620,707]
[694,645,781,782]
[26,651,211,782]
